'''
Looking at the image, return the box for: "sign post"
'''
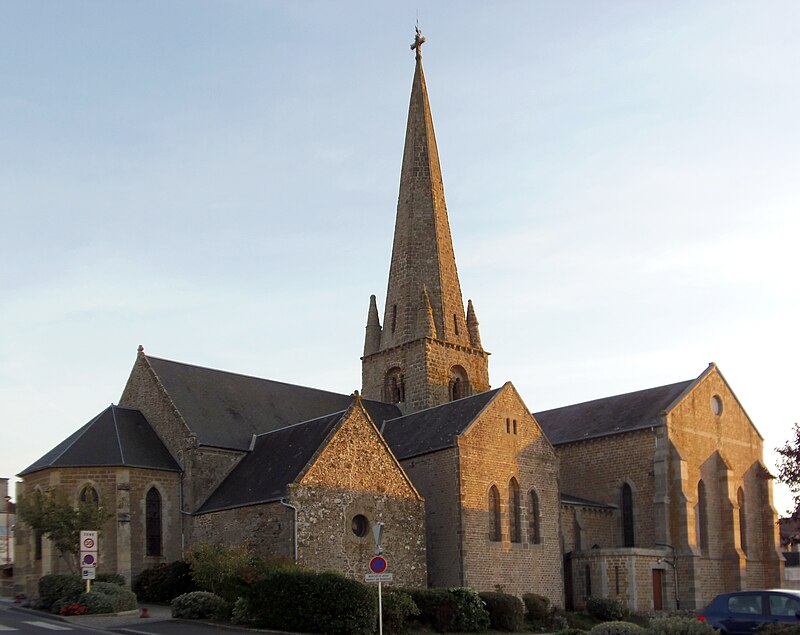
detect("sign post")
[371,523,386,635]
[80,530,98,593]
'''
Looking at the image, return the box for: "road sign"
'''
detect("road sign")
[369,556,387,573]
[80,531,98,550]
[81,567,96,580]
[365,573,393,583]
[81,553,97,568]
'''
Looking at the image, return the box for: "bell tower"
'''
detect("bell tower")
[361,29,490,414]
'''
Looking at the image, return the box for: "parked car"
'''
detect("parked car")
[698,590,800,635]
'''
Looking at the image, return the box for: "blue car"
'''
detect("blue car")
[698,590,800,634]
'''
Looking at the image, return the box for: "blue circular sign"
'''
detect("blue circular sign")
[369,556,387,574]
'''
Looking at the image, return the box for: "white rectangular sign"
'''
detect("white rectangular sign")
[80,530,98,552]
[365,573,393,583]
[81,567,96,580]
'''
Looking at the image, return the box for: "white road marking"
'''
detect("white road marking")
[23,622,72,630]
[0,624,19,631]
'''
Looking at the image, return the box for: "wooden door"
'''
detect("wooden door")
[652,569,664,610]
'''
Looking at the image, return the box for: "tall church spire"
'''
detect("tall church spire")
[361,29,490,413]
[380,29,471,350]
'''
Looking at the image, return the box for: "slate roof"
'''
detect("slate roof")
[534,379,693,446]
[196,410,345,513]
[380,388,502,460]
[146,355,400,451]
[19,405,180,476]
[561,493,617,510]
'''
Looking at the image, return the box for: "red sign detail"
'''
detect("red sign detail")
[83,538,95,549]
[369,556,387,574]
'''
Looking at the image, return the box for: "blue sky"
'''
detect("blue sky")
[2,2,798,513]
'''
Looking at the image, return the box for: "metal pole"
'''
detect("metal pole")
[378,580,383,635]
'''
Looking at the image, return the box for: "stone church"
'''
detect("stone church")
[15,32,782,610]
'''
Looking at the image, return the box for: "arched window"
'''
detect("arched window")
[489,485,501,542]
[584,565,592,598]
[621,483,634,547]
[509,478,521,543]
[449,366,470,401]
[383,367,405,403]
[529,489,541,544]
[738,487,747,556]
[697,480,708,552]
[79,485,99,508]
[146,487,162,557]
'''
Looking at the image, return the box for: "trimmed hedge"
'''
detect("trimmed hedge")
[133,560,197,603]
[171,591,230,620]
[587,597,628,621]
[589,621,644,635]
[404,588,457,632]
[450,588,491,632]
[76,581,137,614]
[479,591,524,632]
[38,575,83,612]
[244,568,376,635]
[523,592,551,620]
[95,573,126,586]
[647,617,719,635]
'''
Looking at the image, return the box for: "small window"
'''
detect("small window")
[585,565,592,597]
[509,478,521,543]
[697,480,709,552]
[711,395,723,416]
[79,485,99,508]
[352,514,370,537]
[513,419,517,435]
[146,487,162,557]
[391,305,397,333]
[506,418,510,433]
[738,487,747,556]
[529,489,541,544]
[489,486,501,542]
[453,314,459,336]
[34,529,43,561]
[622,483,634,547]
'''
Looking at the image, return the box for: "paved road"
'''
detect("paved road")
[0,604,106,634]
[110,622,267,635]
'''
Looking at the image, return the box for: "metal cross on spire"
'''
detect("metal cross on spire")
[411,25,426,60]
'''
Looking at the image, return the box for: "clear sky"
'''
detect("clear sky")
[2,2,798,514]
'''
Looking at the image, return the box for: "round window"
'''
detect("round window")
[351,514,370,537]
[711,395,723,416]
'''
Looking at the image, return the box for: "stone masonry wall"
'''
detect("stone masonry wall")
[557,429,658,549]
[16,467,180,594]
[458,383,563,604]
[667,367,782,608]
[400,448,462,588]
[560,504,616,554]
[296,404,426,587]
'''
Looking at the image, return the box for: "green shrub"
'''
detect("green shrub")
[589,621,644,635]
[231,597,256,625]
[77,591,115,614]
[245,568,376,634]
[186,543,277,603]
[558,629,589,635]
[450,588,491,632]
[38,574,83,612]
[133,560,196,603]
[171,591,230,620]
[382,590,420,634]
[404,588,457,632]
[95,573,126,586]
[646,616,718,635]
[78,582,138,614]
[587,597,628,621]
[479,591,524,632]
[524,592,551,620]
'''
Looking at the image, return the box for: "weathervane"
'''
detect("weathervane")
[411,25,426,60]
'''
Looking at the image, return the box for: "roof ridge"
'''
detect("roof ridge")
[110,404,125,464]
[46,408,107,468]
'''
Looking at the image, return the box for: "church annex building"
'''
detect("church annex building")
[16,32,782,611]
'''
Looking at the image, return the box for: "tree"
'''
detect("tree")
[776,423,800,517]
[17,487,112,570]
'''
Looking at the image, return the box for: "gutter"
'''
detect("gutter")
[280,499,298,562]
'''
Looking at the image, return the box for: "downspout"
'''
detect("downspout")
[280,499,298,562]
